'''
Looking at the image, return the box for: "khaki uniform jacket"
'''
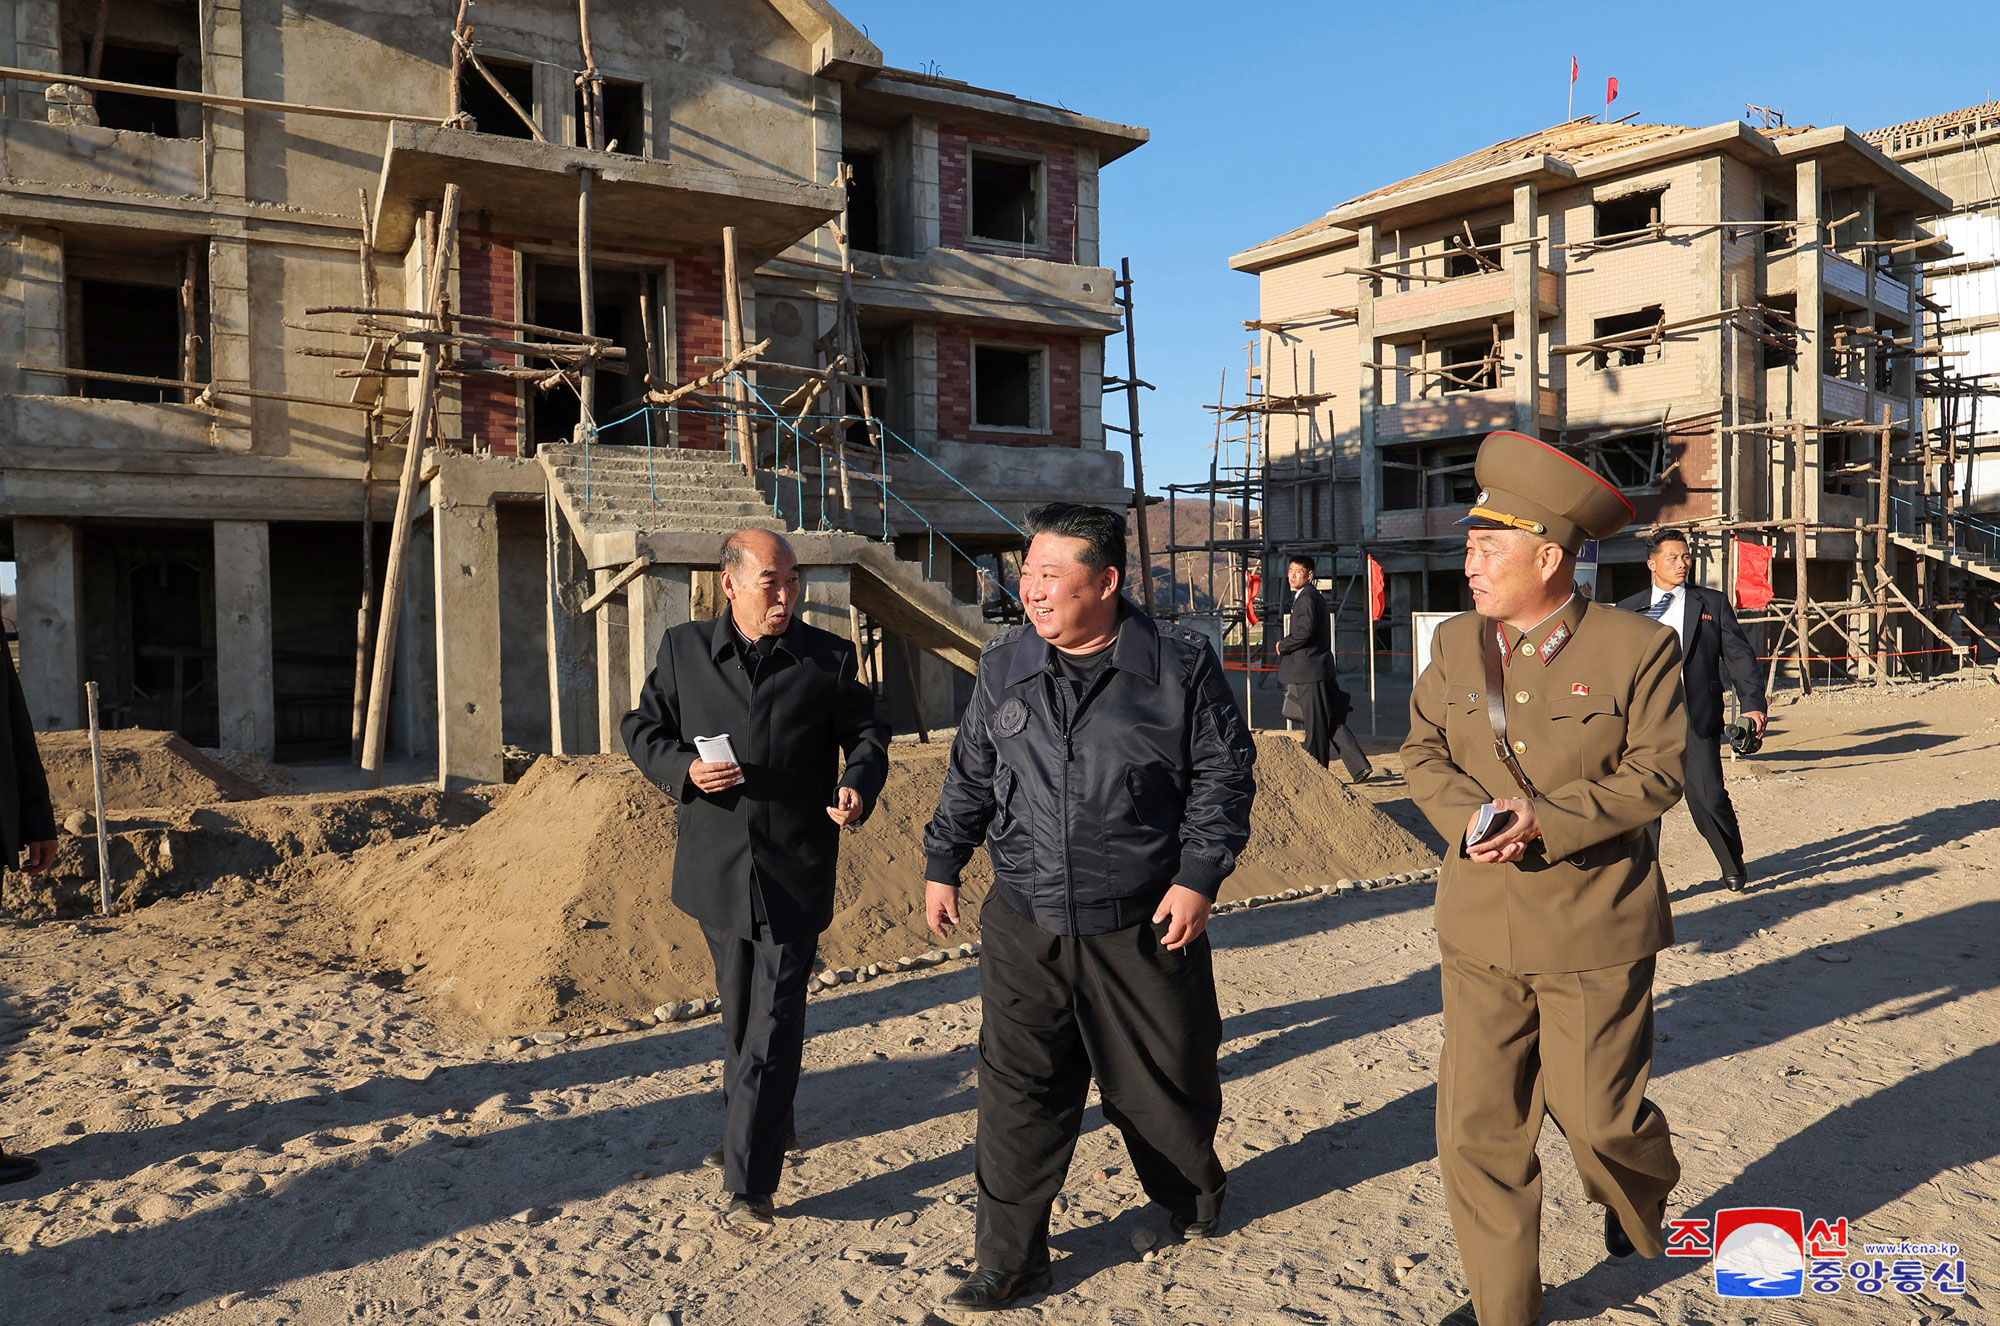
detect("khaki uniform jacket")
[1403,595,1687,974]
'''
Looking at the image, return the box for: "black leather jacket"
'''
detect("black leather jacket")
[923,601,1257,936]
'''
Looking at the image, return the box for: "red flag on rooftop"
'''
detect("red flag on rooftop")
[1734,539,1775,610]
[1605,75,1620,120]
[1570,56,1579,84]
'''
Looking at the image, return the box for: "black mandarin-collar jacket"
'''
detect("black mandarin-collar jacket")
[923,601,1258,937]
[621,612,890,943]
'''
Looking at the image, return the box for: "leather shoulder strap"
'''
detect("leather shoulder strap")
[1480,624,1542,800]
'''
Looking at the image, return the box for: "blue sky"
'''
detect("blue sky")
[843,0,2000,495]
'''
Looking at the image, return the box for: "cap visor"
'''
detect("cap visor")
[1454,513,1509,530]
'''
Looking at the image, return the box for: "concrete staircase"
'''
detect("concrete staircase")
[1889,530,2000,586]
[538,443,996,673]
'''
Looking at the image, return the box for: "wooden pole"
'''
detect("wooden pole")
[1119,258,1155,612]
[351,189,381,763]
[722,225,748,470]
[576,167,596,430]
[86,682,112,915]
[361,184,461,783]
[180,242,202,403]
[1874,406,1893,681]
[447,0,469,119]
[1792,418,1813,696]
[578,0,604,151]
[86,0,111,81]
[0,62,452,126]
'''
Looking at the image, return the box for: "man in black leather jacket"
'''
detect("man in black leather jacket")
[923,503,1257,1313]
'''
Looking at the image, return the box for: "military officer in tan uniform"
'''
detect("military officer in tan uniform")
[1402,431,1688,1326]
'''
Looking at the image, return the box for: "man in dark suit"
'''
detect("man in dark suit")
[622,529,890,1237]
[1617,528,1767,891]
[1277,554,1370,781]
[2,639,58,1185]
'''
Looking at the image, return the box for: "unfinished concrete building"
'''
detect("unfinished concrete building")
[1868,102,2000,512]
[0,0,1146,782]
[1226,116,2000,679]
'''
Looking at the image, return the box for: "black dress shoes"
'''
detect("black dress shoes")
[0,1149,40,1185]
[1604,1205,1636,1259]
[1438,1300,1479,1326]
[1171,1211,1223,1239]
[941,1264,1053,1313]
[721,1193,775,1238]
[1724,863,1748,892]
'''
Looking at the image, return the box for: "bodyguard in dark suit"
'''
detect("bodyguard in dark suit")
[621,529,889,1236]
[1,639,58,1185]
[1617,528,1767,891]
[1277,554,1371,781]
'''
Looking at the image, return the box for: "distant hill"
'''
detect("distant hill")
[1127,499,1255,616]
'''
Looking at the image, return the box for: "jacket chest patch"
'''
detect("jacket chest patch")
[993,697,1030,738]
[1572,683,1590,696]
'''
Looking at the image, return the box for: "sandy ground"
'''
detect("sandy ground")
[2,675,1998,1325]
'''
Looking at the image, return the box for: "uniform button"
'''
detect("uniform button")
[1515,690,1530,703]
[1513,740,1527,753]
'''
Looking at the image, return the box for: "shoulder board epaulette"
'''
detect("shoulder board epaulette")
[981,625,1028,654]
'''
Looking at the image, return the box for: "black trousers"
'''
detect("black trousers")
[973,895,1227,1272]
[1682,729,1746,876]
[702,917,817,1197]
[1293,679,1371,781]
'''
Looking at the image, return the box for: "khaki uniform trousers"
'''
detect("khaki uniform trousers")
[1437,940,1681,1326]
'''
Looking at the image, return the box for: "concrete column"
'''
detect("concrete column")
[545,496,598,755]
[1510,182,1541,433]
[206,0,246,199]
[213,520,275,755]
[1694,157,1724,403]
[1795,158,1825,525]
[909,116,940,256]
[433,496,503,790]
[595,567,631,753]
[13,226,65,398]
[10,2,60,121]
[1073,145,1101,267]
[910,322,939,450]
[391,519,438,759]
[1356,222,1380,539]
[1078,336,1105,448]
[626,565,692,711]
[809,80,843,268]
[13,519,83,731]
[798,565,851,641]
[206,236,254,452]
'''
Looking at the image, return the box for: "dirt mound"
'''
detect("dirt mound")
[35,728,266,813]
[329,734,1438,1036]
[1,785,495,920]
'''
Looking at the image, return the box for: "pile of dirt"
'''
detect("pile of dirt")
[329,734,1438,1036]
[35,728,266,813]
[1,785,495,920]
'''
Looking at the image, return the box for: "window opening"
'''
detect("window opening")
[843,151,883,254]
[1579,430,1668,492]
[970,155,1039,246]
[93,44,185,136]
[1445,225,1503,279]
[77,279,182,401]
[1763,197,1796,253]
[973,344,1041,430]
[1593,306,1664,369]
[1440,339,1499,393]
[460,58,536,139]
[1594,188,1664,242]
[574,79,643,153]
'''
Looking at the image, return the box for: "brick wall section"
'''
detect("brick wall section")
[451,234,730,453]
[936,326,1082,448]
[673,253,726,451]
[938,124,1079,261]
[458,235,520,457]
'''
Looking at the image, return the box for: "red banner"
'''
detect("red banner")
[1245,570,1261,626]
[1734,539,1774,610]
[1606,75,1619,104]
[1368,556,1387,621]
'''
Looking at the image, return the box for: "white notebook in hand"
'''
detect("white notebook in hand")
[693,734,738,766]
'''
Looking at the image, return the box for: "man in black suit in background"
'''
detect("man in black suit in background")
[1,639,58,1184]
[1617,528,1766,891]
[1277,554,1371,782]
[622,529,890,1236]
